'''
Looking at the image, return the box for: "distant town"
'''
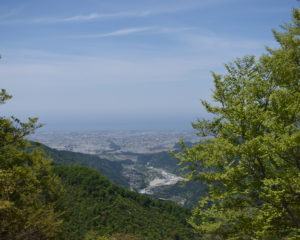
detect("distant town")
[29,130,199,154]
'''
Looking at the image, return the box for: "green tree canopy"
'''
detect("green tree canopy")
[175,8,300,240]
[0,89,64,240]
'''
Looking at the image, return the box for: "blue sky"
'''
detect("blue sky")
[0,0,297,131]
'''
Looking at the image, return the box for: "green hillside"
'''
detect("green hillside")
[54,165,198,240]
[34,142,130,188]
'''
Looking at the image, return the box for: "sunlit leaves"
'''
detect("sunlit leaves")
[175,8,300,240]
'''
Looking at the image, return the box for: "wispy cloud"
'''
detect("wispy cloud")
[71,26,194,39]
[63,11,153,22]
[29,11,153,24]
[0,8,183,25]
[0,0,234,25]
[0,0,227,25]
[99,27,154,37]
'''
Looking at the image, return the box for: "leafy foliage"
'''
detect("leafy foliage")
[174,8,300,240]
[0,90,64,240]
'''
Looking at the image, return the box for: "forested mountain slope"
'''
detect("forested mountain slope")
[54,165,198,240]
[34,142,130,188]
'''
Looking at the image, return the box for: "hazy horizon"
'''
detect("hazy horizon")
[34,115,201,132]
[1,0,297,131]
